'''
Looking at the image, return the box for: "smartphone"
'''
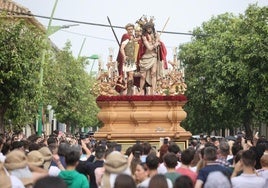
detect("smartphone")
[164,138,169,145]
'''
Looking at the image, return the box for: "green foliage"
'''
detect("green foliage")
[0,19,99,133]
[180,4,268,137]
[43,41,99,131]
[0,19,44,131]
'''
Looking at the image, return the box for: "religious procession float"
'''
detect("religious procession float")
[92,16,191,149]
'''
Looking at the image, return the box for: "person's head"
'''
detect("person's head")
[4,149,28,170]
[132,143,143,157]
[134,161,148,183]
[11,140,24,151]
[190,138,198,147]
[1,142,11,155]
[48,143,58,155]
[260,152,268,168]
[142,22,155,35]
[200,137,206,145]
[47,136,58,145]
[241,149,256,168]
[146,153,159,170]
[211,137,219,147]
[218,141,230,157]
[174,175,194,188]
[234,150,243,164]
[231,142,243,157]
[58,142,70,156]
[53,130,59,137]
[142,142,152,155]
[104,151,128,172]
[205,136,211,143]
[254,142,266,169]
[124,146,133,157]
[148,174,168,188]
[27,150,44,168]
[28,142,41,152]
[159,144,169,163]
[204,142,215,148]
[4,149,33,186]
[65,145,81,166]
[102,151,130,188]
[125,23,134,35]
[163,152,178,169]
[114,174,136,188]
[38,146,53,170]
[79,132,89,144]
[34,176,67,188]
[95,145,106,159]
[204,146,217,161]
[134,24,142,38]
[27,134,41,143]
[181,148,195,165]
[168,142,181,154]
[13,130,24,140]
[130,157,141,176]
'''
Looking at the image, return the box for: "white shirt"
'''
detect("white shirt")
[48,166,61,176]
[10,175,25,188]
[137,176,173,188]
[231,173,266,188]
[257,169,268,186]
[0,152,6,162]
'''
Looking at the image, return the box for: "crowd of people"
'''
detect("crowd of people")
[0,130,268,188]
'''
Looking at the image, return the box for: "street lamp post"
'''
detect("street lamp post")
[37,0,78,136]
[47,105,54,134]
[37,0,59,136]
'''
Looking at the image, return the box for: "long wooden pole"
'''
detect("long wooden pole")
[107,16,120,46]
[159,17,170,36]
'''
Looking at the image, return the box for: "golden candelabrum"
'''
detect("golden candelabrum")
[91,47,187,96]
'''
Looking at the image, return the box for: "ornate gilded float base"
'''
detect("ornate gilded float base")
[94,95,192,149]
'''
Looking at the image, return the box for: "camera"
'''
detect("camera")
[79,132,89,140]
[164,138,169,145]
[78,132,89,145]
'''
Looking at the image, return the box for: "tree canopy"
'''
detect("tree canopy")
[0,19,99,133]
[0,19,44,132]
[44,41,99,132]
[179,4,268,138]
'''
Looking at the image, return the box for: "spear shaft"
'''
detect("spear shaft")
[107,16,120,46]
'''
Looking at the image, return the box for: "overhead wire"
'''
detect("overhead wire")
[0,9,206,37]
[61,30,116,42]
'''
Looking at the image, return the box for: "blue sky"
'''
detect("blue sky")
[14,0,268,71]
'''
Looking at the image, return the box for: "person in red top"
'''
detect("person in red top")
[176,148,197,185]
